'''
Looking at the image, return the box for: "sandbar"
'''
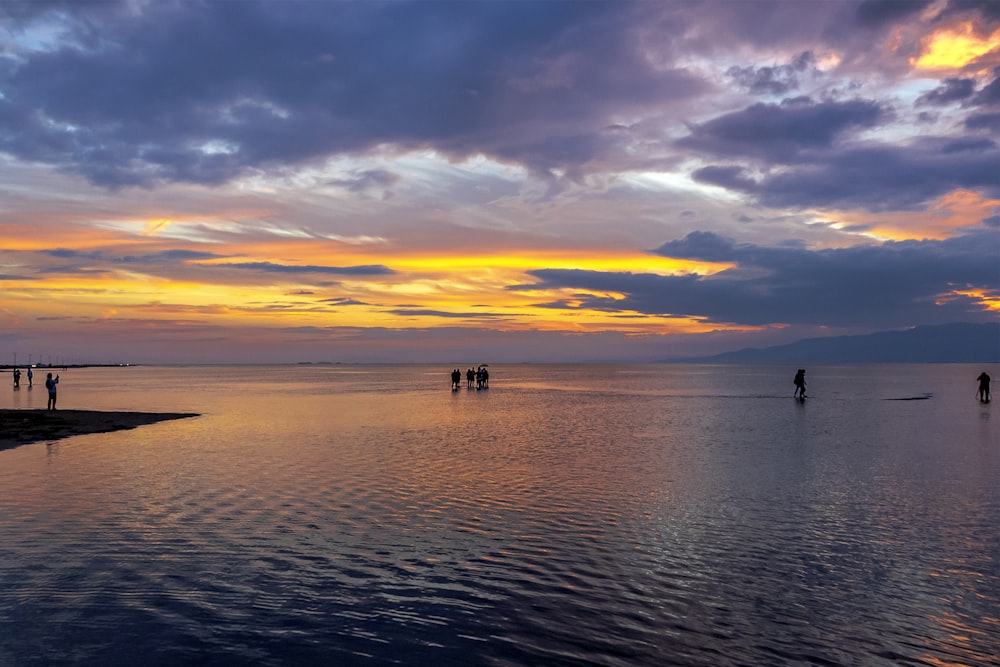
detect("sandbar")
[0,409,199,451]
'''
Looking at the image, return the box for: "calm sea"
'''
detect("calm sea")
[1,364,997,666]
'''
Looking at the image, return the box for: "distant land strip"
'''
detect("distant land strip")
[0,409,199,451]
[670,322,1000,364]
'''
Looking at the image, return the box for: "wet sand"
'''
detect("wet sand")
[0,409,199,451]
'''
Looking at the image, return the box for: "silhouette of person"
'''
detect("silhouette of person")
[26,367,32,388]
[45,372,59,410]
[793,369,807,399]
[977,371,991,403]
[12,368,20,388]
[451,368,461,390]
[466,368,475,388]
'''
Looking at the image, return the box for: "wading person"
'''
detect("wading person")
[977,371,991,403]
[45,372,59,410]
[793,369,807,399]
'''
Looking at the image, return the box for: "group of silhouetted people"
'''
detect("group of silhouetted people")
[8,368,58,409]
[451,366,489,390]
[449,366,991,402]
[11,367,32,389]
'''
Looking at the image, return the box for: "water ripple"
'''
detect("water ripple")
[1,364,997,665]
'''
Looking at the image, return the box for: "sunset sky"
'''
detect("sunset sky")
[2,0,999,364]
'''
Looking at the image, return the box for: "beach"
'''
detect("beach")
[0,408,198,451]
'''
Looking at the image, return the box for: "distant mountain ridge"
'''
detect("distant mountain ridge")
[675,322,1000,364]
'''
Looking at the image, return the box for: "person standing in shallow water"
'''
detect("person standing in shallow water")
[45,373,59,410]
[793,369,807,399]
[977,371,991,403]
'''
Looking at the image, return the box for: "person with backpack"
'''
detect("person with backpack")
[793,369,807,399]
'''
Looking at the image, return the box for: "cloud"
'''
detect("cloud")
[726,52,815,96]
[513,229,1000,328]
[34,248,394,276]
[966,112,1000,131]
[940,0,1000,24]
[693,134,1000,211]
[3,1,1000,364]
[217,261,395,276]
[43,248,226,263]
[387,308,510,319]
[320,297,369,306]
[677,98,886,162]
[916,78,976,106]
[973,68,1000,106]
[0,1,707,188]
[855,0,934,28]
[326,169,400,193]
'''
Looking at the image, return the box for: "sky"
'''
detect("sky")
[1,0,999,364]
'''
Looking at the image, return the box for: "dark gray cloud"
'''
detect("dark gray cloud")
[36,248,394,276]
[2,1,997,235]
[973,68,1000,107]
[10,0,973,191]
[693,130,1000,211]
[855,0,934,27]
[677,98,885,162]
[966,112,1000,132]
[916,78,976,107]
[726,52,814,97]
[43,248,225,263]
[512,229,1000,328]
[219,262,394,276]
[0,1,706,187]
[941,0,1000,24]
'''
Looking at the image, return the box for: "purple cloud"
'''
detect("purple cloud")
[916,78,977,106]
[512,228,1000,328]
[677,98,885,162]
[0,1,705,187]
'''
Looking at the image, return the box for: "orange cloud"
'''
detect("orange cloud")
[912,21,1000,71]
[939,288,1000,313]
[826,190,1000,242]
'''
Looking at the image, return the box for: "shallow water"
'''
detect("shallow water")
[1,364,997,666]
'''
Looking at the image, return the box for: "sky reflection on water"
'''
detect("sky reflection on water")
[0,364,997,666]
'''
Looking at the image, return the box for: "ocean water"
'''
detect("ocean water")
[0,363,997,666]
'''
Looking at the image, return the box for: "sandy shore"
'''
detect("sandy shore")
[0,409,199,451]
